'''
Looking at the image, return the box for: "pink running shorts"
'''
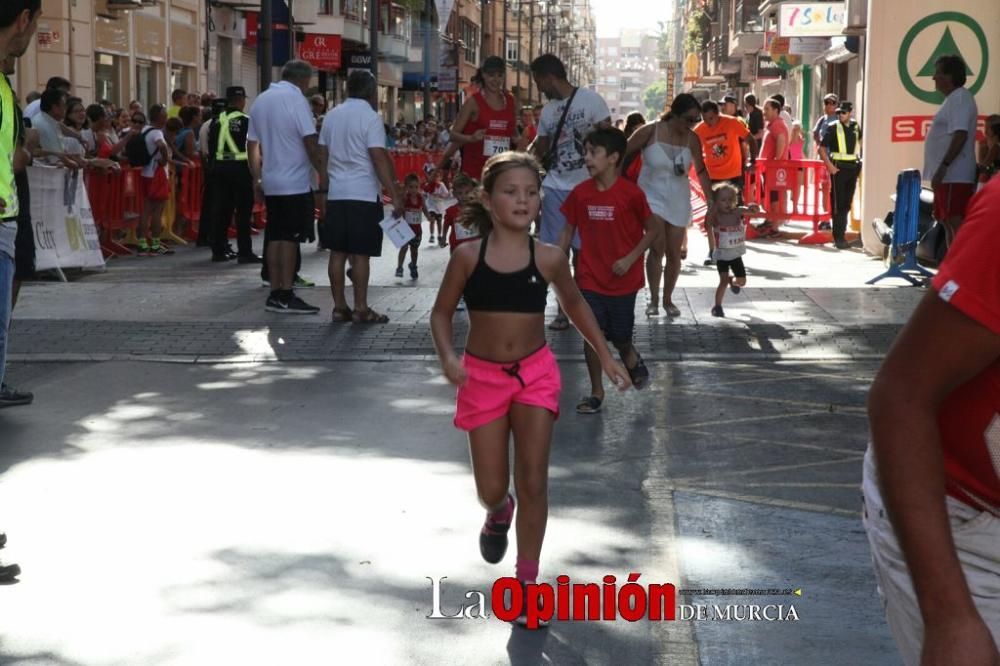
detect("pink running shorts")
[454,345,562,432]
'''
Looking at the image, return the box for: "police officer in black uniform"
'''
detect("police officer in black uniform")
[819,100,862,250]
[208,86,259,263]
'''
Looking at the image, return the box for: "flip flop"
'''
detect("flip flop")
[664,303,681,318]
[576,395,603,414]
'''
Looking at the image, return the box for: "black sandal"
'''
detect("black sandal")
[576,395,603,414]
[626,354,650,390]
[352,308,389,324]
[331,307,353,322]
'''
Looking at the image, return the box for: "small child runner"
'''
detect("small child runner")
[422,165,450,246]
[558,127,659,414]
[441,173,480,311]
[706,182,761,317]
[397,173,433,280]
[430,151,631,627]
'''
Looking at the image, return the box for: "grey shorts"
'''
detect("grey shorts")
[540,186,580,250]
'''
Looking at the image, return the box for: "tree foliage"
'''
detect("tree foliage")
[643,80,667,118]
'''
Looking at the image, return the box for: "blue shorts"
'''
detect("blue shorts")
[540,187,580,250]
[581,290,637,344]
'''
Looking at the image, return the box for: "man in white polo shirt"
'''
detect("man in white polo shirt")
[318,70,403,324]
[248,59,326,314]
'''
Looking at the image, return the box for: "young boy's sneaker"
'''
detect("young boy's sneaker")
[0,384,33,407]
[0,560,20,583]
[711,305,725,317]
[395,266,404,278]
[703,252,715,266]
[409,262,418,280]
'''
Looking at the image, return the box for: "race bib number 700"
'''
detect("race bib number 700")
[483,136,511,156]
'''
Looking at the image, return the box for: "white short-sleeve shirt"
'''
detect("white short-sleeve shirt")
[924,86,978,184]
[319,97,386,203]
[537,87,610,191]
[247,81,318,196]
[141,126,166,178]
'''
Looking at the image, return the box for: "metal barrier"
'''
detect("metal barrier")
[390,149,444,181]
[85,166,143,257]
[867,169,933,286]
[744,159,832,244]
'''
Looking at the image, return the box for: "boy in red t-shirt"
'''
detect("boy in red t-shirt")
[557,127,660,414]
[397,173,433,280]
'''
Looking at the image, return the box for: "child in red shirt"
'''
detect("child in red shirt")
[441,173,479,253]
[397,173,433,280]
[558,127,660,414]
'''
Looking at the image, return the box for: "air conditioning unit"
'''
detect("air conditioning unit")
[293,0,318,24]
[844,0,867,34]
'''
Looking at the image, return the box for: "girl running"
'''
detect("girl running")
[438,56,519,180]
[430,152,631,625]
[706,182,761,317]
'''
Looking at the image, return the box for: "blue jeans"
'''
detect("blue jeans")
[540,186,580,250]
[0,251,13,388]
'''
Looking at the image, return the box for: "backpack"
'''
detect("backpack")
[125,128,158,167]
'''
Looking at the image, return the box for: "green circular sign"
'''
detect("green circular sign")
[898,12,989,104]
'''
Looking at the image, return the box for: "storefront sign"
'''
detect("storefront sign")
[245,12,258,48]
[778,2,846,37]
[862,3,1000,256]
[347,51,374,72]
[756,54,783,80]
[789,37,831,57]
[300,34,342,71]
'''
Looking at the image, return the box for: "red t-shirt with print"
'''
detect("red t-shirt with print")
[561,176,652,296]
[930,176,1000,511]
[444,203,478,252]
[404,192,424,233]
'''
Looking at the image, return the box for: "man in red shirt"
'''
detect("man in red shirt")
[558,127,660,414]
[867,176,1000,665]
[757,97,790,235]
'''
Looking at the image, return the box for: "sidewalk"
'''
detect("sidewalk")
[7,222,926,363]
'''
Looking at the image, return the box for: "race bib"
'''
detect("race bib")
[718,229,744,249]
[405,210,423,226]
[483,136,511,156]
[454,223,478,241]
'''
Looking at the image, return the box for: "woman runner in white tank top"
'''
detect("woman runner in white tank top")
[624,94,714,318]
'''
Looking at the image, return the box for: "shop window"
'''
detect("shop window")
[95,52,124,106]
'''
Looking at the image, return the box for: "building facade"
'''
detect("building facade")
[14,0,206,110]
[596,30,660,122]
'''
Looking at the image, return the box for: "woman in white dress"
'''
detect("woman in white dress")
[625,94,714,317]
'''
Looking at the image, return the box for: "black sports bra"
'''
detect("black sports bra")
[463,235,549,313]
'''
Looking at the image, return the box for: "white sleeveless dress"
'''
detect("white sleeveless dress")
[638,140,693,228]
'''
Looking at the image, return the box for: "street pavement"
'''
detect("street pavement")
[0,222,923,665]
